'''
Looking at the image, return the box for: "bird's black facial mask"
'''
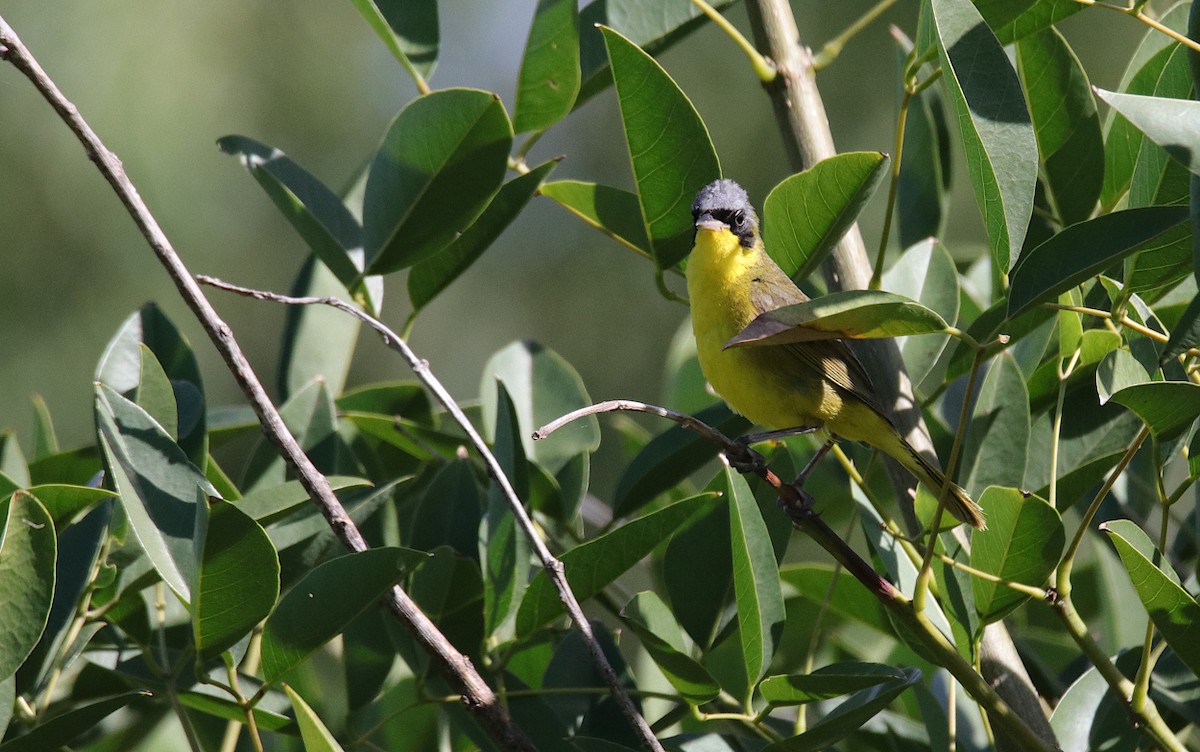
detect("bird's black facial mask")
[692,179,759,249]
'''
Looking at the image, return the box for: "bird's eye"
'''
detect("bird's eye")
[732,211,745,229]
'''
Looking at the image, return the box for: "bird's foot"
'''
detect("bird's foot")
[726,439,767,474]
[777,484,818,526]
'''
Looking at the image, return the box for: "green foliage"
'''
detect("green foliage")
[6,1,1200,751]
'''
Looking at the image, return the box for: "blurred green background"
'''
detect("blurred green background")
[0,1,1140,459]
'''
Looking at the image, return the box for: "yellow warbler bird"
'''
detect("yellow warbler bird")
[686,179,984,529]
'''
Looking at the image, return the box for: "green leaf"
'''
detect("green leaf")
[1102,5,1192,210]
[260,547,427,683]
[931,0,1038,272]
[350,0,438,77]
[1096,348,1152,405]
[882,239,960,387]
[1050,662,1143,751]
[409,159,559,312]
[1103,519,1200,677]
[895,40,953,249]
[622,591,719,704]
[779,564,891,636]
[236,476,371,525]
[177,691,294,733]
[0,492,55,679]
[760,663,907,706]
[761,153,889,280]
[725,468,785,687]
[408,459,482,559]
[513,0,580,132]
[135,344,178,440]
[577,0,731,105]
[960,353,1030,498]
[364,89,512,273]
[278,255,362,401]
[1096,88,1200,177]
[1110,381,1200,440]
[726,290,949,350]
[601,26,721,269]
[613,402,749,518]
[539,180,651,257]
[0,692,149,752]
[29,395,57,461]
[217,135,365,286]
[481,340,599,474]
[969,488,1062,623]
[1125,46,1194,210]
[1007,206,1191,318]
[1016,28,1103,225]
[664,495,732,649]
[95,303,207,468]
[95,384,208,603]
[193,499,279,660]
[285,685,346,752]
[974,0,1084,43]
[24,484,116,530]
[0,433,27,489]
[516,493,719,636]
[242,379,342,492]
[480,382,531,642]
[336,381,433,426]
[763,668,921,751]
[1161,291,1200,363]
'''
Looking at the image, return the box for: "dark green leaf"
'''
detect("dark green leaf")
[217,135,364,286]
[614,402,749,518]
[884,238,960,387]
[601,26,721,269]
[1103,520,1200,677]
[242,379,342,492]
[760,663,906,706]
[663,494,731,649]
[1096,348,1152,405]
[779,564,891,637]
[931,0,1038,272]
[974,0,1084,43]
[727,290,949,350]
[969,488,1062,623]
[1016,28,1103,225]
[1008,206,1190,318]
[95,304,207,468]
[725,468,784,687]
[0,492,56,679]
[237,476,371,525]
[514,0,580,132]
[336,381,433,426]
[482,340,599,473]
[364,89,512,273]
[409,159,559,311]
[0,692,149,752]
[763,668,921,751]
[622,591,719,704]
[409,459,482,559]
[481,382,531,641]
[350,0,438,76]
[761,153,889,280]
[260,547,427,683]
[539,180,651,258]
[960,354,1030,498]
[516,493,719,636]
[1161,291,1200,363]
[1110,381,1200,440]
[896,50,953,248]
[193,499,279,659]
[177,691,294,733]
[1049,662,1143,751]
[95,384,207,602]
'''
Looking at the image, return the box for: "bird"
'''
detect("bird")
[686,178,984,529]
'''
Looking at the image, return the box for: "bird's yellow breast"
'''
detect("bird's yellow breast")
[686,229,843,430]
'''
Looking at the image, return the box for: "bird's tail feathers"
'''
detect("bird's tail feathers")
[895,438,986,530]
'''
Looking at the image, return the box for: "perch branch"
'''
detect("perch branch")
[536,401,1055,752]
[0,17,534,751]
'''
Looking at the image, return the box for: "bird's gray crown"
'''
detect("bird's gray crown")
[692,179,759,247]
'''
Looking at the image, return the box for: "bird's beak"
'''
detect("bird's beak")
[695,214,727,233]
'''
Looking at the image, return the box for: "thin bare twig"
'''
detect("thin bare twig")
[0,17,533,751]
[197,276,665,752]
